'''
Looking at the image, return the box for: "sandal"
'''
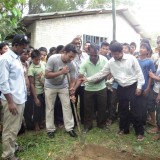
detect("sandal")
[153,134,160,141]
[147,120,156,127]
[147,127,159,134]
[106,119,113,126]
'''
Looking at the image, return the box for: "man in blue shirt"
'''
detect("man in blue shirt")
[0,34,29,160]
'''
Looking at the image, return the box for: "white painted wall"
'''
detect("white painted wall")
[28,13,140,50]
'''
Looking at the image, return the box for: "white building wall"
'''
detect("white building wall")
[29,13,140,50]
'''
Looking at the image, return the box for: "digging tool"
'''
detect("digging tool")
[66,73,86,144]
[66,73,81,134]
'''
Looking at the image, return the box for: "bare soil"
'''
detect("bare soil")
[65,144,160,160]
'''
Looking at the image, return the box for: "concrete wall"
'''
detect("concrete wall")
[27,13,140,51]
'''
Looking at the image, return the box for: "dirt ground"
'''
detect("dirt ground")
[65,144,160,160]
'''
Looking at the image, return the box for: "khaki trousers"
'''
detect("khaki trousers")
[1,100,25,159]
[45,87,74,132]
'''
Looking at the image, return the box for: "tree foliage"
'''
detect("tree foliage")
[0,0,26,41]
[0,0,136,42]
[28,0,136,14]
[28,0,86,14]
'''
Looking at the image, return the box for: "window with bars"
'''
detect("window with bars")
[83,34,108,47]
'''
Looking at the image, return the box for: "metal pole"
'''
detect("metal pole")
[112,0,116,40]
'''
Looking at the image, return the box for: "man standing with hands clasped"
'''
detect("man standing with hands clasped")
[45,43,78,138]
[0,34,29,160]
[82,42,145,141]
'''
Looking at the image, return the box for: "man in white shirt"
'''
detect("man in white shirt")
[0,34,29,160]
[84,42,145,141]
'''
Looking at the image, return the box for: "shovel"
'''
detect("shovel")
[66,73,85,144]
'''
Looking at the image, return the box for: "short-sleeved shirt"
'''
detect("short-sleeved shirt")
[28,62,45,94]
[79,55,108,91]
[153,61,160,93]
[151,53,160,66]
[138,59,156,90]
[44,54,75,89]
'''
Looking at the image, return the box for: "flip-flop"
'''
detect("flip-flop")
[147,127,159,134]
[147,121,156,127]
[153,134,160,141]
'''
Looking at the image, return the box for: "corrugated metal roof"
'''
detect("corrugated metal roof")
[22,8,150,39]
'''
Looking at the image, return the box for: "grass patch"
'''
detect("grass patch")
[0,122,160,159]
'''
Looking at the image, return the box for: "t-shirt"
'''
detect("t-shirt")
[151,53,160,66]
[79,55,108,91]
[28,61,45,94]
[153,61,160,93]
[45,54,75,89]
[138,59,155,90]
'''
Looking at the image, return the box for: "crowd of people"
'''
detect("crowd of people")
[0,34,160,160]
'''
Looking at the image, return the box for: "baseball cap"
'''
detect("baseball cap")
[12,34,29,46]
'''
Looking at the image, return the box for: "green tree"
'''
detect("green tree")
[28,0,86,14]
[0,0,26,41]
[28,0,136,14]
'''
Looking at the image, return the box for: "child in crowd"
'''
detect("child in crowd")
[0,42,9,55]
[147,39,160,140]
[148,66,160,140]
[38,47,47,64]
[130,42,139,58]
[123,43,130,54]
[28,50,46,131]
[138,43,156,129]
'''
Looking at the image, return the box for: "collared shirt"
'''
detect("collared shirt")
[28,61,45,94]
[0,49,27,104]
[80,55,108,91]
[73,51,89,78]
[87,54,145,89]
[151,52,160,66]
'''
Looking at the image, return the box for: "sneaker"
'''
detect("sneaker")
[137,135,144,141]
[47,132,55,138]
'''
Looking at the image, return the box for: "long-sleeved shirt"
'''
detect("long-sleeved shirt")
[0,49,27,104]
[73,51,89,78]
[87,54,145,89]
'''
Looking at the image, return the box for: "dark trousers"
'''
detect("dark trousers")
[109,88,119,121]
[24,95,34,130]
[33,93,45,123]
[147,89,160,128]
[117,83,144,135]
[106,89,112,118]
[136,94,148,125]
[84,88,107,128]
[75,86,84,124]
